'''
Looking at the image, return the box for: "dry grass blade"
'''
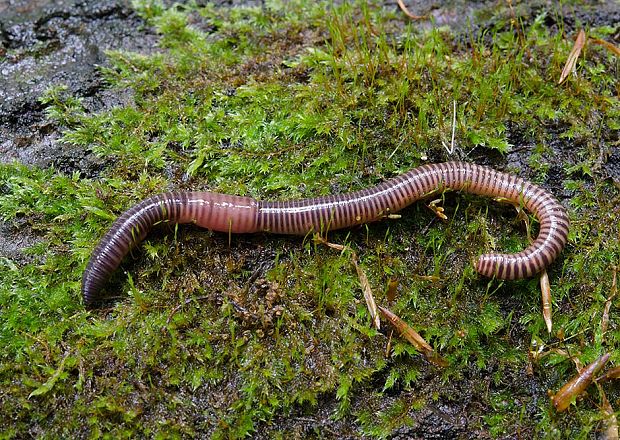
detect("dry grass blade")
[601,266,618,338]
[396,0,426,20]
[378,306,432,351]
[551,353,610,412]
[559,29,586,84]
[442,100,457,155]
[590,37,620,57]
[320,239,345,252]
[385,329,394,358]
[540,269,552,333]
[352,256,381,329]
[315,235,380,329]
[379,305,448,367]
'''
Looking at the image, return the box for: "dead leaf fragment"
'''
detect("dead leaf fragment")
[379,305,448,367]
[386,279,399,303]
[551,353,610,412]
[540,269,552,334]
[559,29,586,84]
[315,235,380,329]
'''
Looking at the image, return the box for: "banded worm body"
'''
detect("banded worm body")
[82,162,569,306]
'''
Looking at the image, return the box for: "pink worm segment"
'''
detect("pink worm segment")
[82,162,569,306]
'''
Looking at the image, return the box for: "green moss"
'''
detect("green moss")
[1,0,619,438]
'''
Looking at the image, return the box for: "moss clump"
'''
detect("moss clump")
[1,0,618,438]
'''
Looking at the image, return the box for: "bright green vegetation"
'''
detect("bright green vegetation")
[1,0,619,437]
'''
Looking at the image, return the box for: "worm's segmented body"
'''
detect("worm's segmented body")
[82,162,569,306]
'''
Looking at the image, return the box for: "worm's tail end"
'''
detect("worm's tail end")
[81,194,174,307]
[82,256,111,308]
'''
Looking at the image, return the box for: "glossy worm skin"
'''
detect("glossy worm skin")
[82,162,569,306]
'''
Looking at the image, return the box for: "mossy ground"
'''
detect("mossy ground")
[1,0,619,438]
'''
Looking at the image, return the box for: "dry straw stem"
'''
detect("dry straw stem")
[598,384,619,440]
[601,266,618,338]
[590,37,620,56]
[316,236,381,329]
[396,0,426,20]
[551,353,610,412]
[378,305,448,367]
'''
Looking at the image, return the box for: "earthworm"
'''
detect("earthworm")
[82,161,569,307]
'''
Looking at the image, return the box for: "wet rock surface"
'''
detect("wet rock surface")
[0,0,159,260]
[0,220,41,264]
[0,0,157,170]
[2,0,617,173]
